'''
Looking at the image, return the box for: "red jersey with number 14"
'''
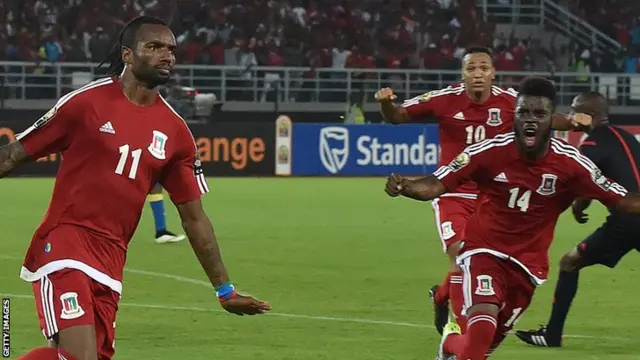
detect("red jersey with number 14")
[17,77,209,295]
[402,84,516,197]
[433,134,627,284]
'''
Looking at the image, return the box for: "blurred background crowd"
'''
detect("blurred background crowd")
[1,0,639,111]
[2,0,640,73]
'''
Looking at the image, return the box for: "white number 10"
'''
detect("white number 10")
[115,144,142,179]
[465,125,486,145]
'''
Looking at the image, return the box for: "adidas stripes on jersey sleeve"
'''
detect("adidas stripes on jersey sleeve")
[18,94,84,160]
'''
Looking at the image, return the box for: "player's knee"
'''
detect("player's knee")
[559,250,582,272]
[56,325,98,360]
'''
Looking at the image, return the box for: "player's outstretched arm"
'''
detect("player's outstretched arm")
[0,141,30,178]
[551,113,592,131]
[385,174,447,201]
[376,88,410,124]
[176,199,271,315]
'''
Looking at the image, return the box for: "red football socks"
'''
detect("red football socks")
[449,271,466,331]
[18,347,80,360]
[444,312,497,360]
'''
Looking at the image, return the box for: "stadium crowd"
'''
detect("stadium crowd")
[1,0,630,72]
[0,0,636,103]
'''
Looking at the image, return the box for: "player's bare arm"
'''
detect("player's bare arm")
[551,113,592,131]
[571,197,592,224]
[614,193,640,215]
[0,141,30,178]
[177,199,229,286]
[375,88,410,124]
[385,174,447,201]
[176,199,271,315]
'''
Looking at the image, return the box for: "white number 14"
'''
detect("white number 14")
[507,187,531,212]
[115,144,142,179]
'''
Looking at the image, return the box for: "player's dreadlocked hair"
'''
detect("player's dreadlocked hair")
[518,76,556,105]
[97,16,169,76]
[464,46,493,58]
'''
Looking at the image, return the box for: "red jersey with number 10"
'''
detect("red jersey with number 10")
[402,84,516,197]
[433,134,627,284]
[17,77,209,294]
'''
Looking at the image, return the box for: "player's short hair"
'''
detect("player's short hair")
[464,46,493,58]
[578,91,609,117]
[518,76,556,105]
[98,16,169,76]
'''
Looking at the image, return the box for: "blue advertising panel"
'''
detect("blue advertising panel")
[291,124,440,176]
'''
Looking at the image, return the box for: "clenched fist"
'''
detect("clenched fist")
[568,113,592,129]
[375,87,398,103]
[385,173,407,197]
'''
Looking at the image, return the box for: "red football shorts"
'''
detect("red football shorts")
[31,268,119,360]
[431,196,477,252]
[459,253,535,335]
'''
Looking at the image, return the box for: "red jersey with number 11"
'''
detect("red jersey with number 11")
[17,77,209,294]
[402,84,516,197]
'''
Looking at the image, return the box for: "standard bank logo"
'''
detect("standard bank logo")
[319,127,349,174]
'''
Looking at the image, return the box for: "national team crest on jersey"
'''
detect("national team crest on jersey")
[475,275,495,296]
[537,174,558,195]
[449,152,470,171]
[60,292,85,319]
[486,108,503,127]
[148,130,168,160]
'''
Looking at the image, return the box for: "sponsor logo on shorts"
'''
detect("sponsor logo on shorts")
[441,221,456,240]
[475,275,495,296]
[60,292,85,320]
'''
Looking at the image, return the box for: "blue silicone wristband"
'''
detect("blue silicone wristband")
[215,282,235,299]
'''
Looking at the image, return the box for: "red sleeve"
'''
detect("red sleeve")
[432,140,494,191]
[17,97,83,159]
[401,87,453,121]
[159,126,210,205]
[568,147,627,208]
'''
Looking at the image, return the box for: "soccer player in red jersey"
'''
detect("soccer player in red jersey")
[384,77,640,359]
[0,16,270,360]
[376,47,589,333]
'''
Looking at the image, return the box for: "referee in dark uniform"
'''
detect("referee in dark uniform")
[516,91,640,347]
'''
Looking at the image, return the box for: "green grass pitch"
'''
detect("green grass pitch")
[1,178,639,359]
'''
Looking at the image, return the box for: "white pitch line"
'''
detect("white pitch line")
[0,255,633,341]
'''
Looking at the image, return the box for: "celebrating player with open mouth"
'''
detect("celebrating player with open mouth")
[385,76,640,359]
[376,47,591,334]
[516,91,640,348]
[0,16,270,360]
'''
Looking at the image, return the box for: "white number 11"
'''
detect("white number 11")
[115,144,142,179]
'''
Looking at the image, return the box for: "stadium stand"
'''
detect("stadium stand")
[0,0,638,106]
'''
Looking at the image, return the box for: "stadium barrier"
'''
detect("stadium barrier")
[275,120,440,176]
[0,116,275,177]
